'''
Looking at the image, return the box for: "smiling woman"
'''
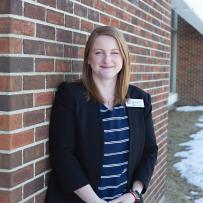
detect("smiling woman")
[87,35,123,109]
[45,26,158,203]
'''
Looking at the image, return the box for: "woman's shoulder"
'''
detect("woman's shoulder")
[128,84,149,97]
[56,80,86,101]
[57,80,84,93]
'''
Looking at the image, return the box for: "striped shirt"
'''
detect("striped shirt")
[97,104,130,201]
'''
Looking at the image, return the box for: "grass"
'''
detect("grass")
[165,110,203,203]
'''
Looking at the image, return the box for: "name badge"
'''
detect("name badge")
[126,99,144,108]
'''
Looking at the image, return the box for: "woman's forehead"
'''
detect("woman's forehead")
[91,35,119,49]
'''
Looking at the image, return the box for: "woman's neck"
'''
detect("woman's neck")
[93,76,117,109]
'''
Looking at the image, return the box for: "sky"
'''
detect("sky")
[184,0,203,22]
[175,106,203,203]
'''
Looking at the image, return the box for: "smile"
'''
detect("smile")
[100,66,114,68]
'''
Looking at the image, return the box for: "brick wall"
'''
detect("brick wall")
[0,0,171,202]
[177,16,203,105]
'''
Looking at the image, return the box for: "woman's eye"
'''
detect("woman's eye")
[95,52,103,55]
[112,52,119,55]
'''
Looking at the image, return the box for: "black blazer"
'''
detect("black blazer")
[45,81,158,203]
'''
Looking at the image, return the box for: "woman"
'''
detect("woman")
[45,26,158,203]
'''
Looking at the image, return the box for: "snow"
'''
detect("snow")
[174,106,203,202]
[176,106,203,112]
[195,198,203,203]
[174,129,203,189]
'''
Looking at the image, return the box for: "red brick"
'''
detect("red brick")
[23,109,45,127]
[94,0,107,11]
[81,0,94,6]
[0,18,10,33]
[81,20,94,32]
[46,75,64,88]
[79,47,85,58]
[0,151,22,169]
[88,9,99,22]
[46,107,52,122]
[64,45,79,58]
[56,29,72,43]
[0,0,22,15]
[0,76,22,91]
[100,14,111,25]
[0,187,22,203]
[35,157,50,175]
[35,125,49,141]
[24,2,45,21]
[11,165,34,187]
[10,19,35,36]
[38,0,56,8]
[47,10,64,26]
[57,0,73,13]
[74,3,87,18]
[0,165,33,188]
[23,144,44,163]
[23,40,45,55]
[122,12,132,22]
[0,130,34,150]
[0,94,33,111]
[73,32,86,45]
[45,42,63,57]
[36,24,55,40]
[72,61,83,72]
[23,176,44,198]
[55,60,71,72]
[0,114,22,131]
[0,38,22,54]
[177,17,203,105]
[35,58,54,72]
[34,91,54,106]
[65,15,80,29]
[23,75,45,90]
[23,197,34,203]
[110,18,120,27]
[0,57,34,73]
[35,190,46,203]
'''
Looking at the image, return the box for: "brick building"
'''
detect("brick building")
[0,0,170,202]
[176,16,203,105]
[171,0,203,106]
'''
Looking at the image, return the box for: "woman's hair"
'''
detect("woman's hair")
[82,26,130,105]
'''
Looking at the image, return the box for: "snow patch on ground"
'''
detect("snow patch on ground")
[174,106,203,202]
[195,198,203,203]
[176,106,203,112]
[174,129,203,190]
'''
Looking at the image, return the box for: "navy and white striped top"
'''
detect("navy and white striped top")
[97,104,130,201]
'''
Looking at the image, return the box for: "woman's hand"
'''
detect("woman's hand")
[108,193,134,203]
[91,198,108,203]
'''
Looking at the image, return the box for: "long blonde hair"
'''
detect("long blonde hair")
[82,26,130,105]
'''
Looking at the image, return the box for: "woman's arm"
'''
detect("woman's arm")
[132,93,158,193]
[49,82,90,194]
[132,180,143,194]
[74,184,107,203]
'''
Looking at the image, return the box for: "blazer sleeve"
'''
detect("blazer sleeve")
[49,82,89,194]
[133,93,158,193]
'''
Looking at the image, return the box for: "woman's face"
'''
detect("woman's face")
[88,35,123,82]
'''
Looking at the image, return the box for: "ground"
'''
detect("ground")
[165,110,203,203]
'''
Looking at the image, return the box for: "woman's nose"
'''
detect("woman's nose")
[103,54,112,63]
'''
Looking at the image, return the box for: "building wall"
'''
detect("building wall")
[177,16,203,105]
[0,0,171,202]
